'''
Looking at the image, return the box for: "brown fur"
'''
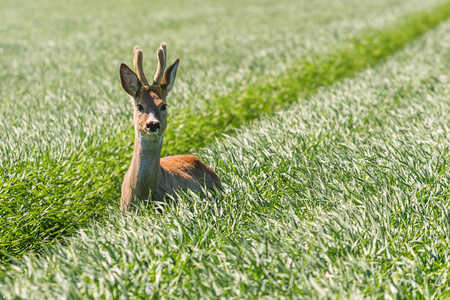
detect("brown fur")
[161,155,222,190]
[156,155,221,201]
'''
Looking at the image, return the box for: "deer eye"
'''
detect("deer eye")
[161,104,167,111]
[137,104,144,112]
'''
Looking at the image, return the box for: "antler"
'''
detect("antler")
[153,42,166,86]
[132,43,168,88]
[133,45,150,88]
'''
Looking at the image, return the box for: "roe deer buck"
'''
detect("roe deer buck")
[120,43,221,211]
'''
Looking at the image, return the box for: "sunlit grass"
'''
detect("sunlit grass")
[1,18,450,298]
[1,0,450,261]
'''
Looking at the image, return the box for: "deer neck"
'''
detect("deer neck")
[128,133,163,200]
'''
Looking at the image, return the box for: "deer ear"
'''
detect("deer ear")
[161,58,179,93]
[120,63,140,96]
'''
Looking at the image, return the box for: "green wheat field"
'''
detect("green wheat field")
[1,0,450,298]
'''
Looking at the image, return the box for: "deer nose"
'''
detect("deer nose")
[146,121,161,132]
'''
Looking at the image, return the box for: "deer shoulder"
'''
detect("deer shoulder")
[159,154,222,194]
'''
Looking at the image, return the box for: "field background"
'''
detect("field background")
[1,0,450,298]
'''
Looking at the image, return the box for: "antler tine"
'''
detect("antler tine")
[161,42,167,66]
[133,45,150,87]
[153,42,167,85]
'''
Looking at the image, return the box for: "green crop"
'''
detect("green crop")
[2,15,450,298]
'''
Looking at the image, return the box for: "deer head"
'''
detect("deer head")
[120,43,179,142]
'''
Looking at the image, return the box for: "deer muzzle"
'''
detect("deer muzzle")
[146,120,161,135]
